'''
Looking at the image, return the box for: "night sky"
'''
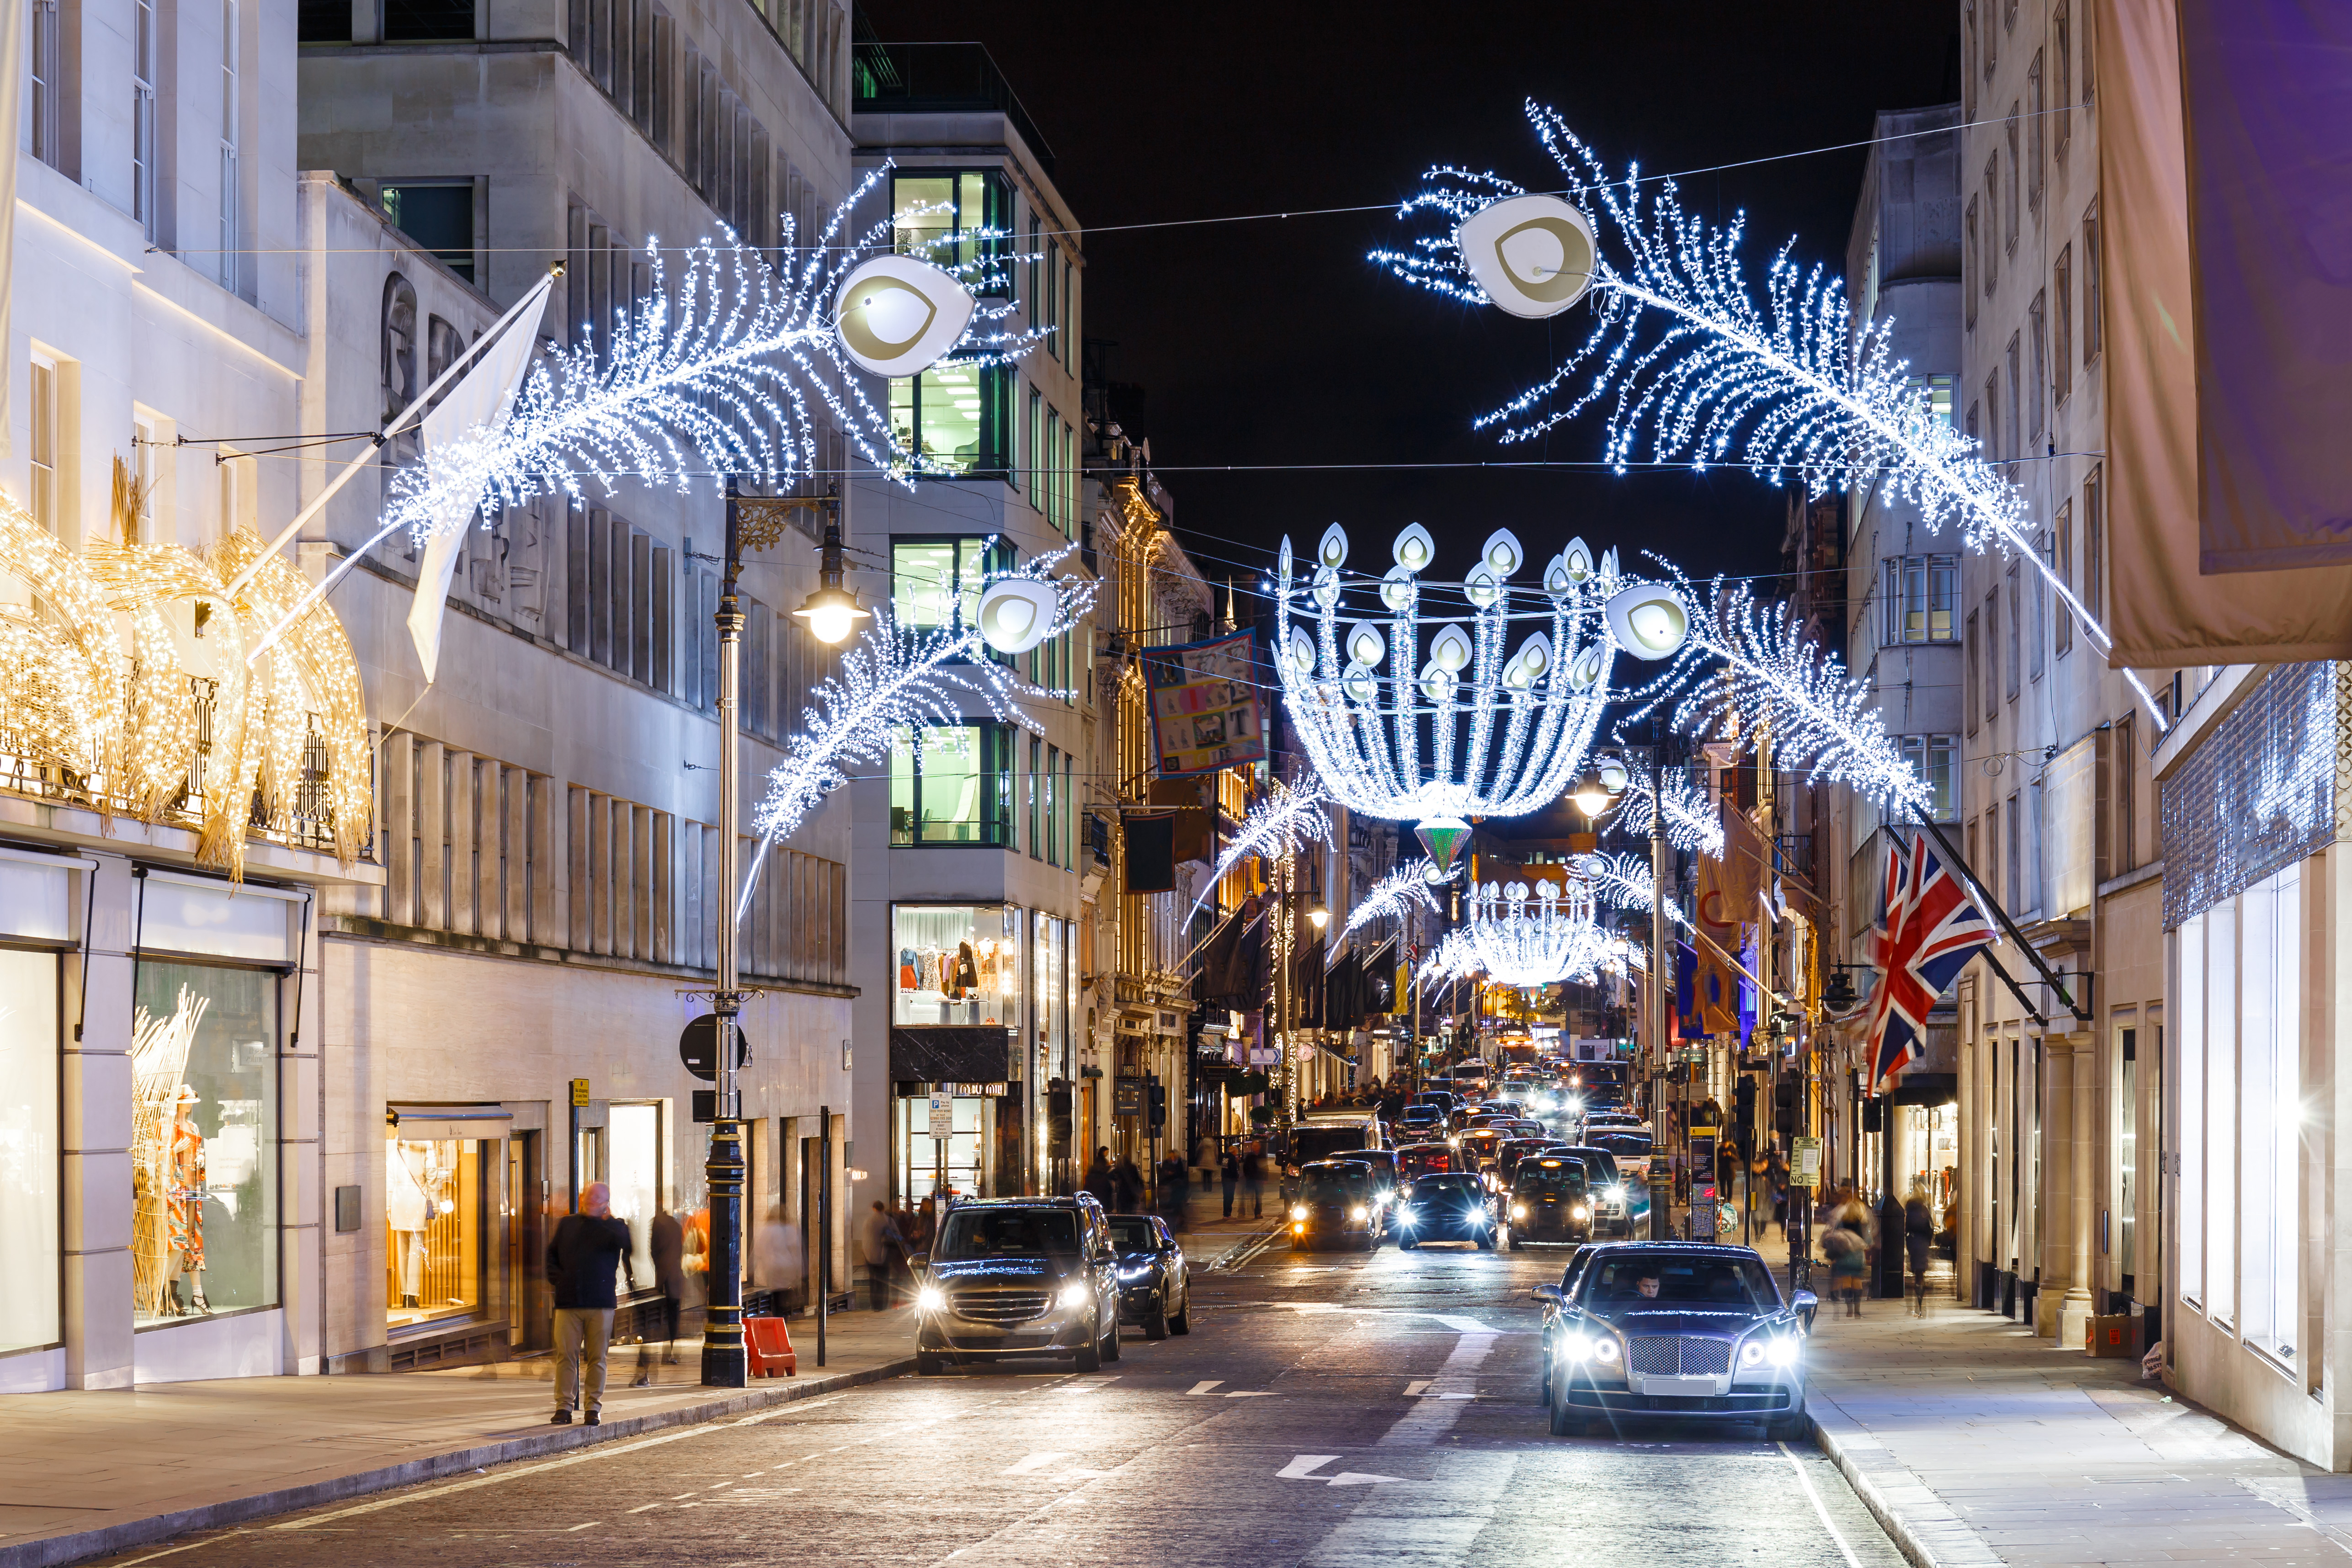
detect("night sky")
[862,0,1959,595]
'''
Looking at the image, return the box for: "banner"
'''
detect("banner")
[1141,629,1267,779]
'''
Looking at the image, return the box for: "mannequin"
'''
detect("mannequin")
[387,1141,431,1311]
[165,1086,209,1314]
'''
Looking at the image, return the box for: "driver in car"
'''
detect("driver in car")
[1634,1271,1661,1299]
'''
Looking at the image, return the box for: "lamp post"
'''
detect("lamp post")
[1644,731,1674,1239]
[702,480,750,1389]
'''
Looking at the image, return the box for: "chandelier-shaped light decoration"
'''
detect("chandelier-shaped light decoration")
[1373,102,2166,731]
[1272,521,1615,860]
[1419,877,1643,989]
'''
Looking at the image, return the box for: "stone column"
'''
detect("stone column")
[2066,1029,2098,1348]
[2038,1033,2074,1338]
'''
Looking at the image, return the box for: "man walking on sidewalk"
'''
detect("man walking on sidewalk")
[1221,1146,1240,1217]
[548,1182,633,1425]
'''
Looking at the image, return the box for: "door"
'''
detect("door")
[508,1131,551,1350]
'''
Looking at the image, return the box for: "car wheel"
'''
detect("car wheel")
[1538,1365,1553,1406]
[1169,1291,1192,1335]
[1767,1409,1812,1442]
[916,1351,944,1376]
[1102,1314,1122,1363]
[1548,1395,1580,1437]
[1143,1295,1170,1340]
[1073,1334,1102,1374]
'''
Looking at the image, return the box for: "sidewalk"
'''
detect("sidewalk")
[0,1309,914,1568]
[1804,1297,2341,1567]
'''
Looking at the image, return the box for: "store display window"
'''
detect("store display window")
[895,1092,984,1207]
[894,905,1020,1027]
[386,1137,486,1330]
[0,948,61,1355]
[131,962,277,1326]
[607,1102,662,1290]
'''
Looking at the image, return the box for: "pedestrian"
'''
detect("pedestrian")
[632,1206,686,1386]
[1904,1180,1935,1315]
[1160,1153,1190,1229]
[1113,1154,1146,1213]
[1240,1144,1265,1218]
[548,1181,633,1426]
[1220,1146,1241,1218]
[1822,1219,1867,1316]
[1085,1147,1116,1209]
[858,1199,904,1311]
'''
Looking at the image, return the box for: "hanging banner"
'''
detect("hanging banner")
[1141,629,1267,779]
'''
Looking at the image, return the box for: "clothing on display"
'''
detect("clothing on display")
[893,908,1020,1027]
[130,986,209,1321]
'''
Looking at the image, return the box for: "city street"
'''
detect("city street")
[93,1237,1899,1568]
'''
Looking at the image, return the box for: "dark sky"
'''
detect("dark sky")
[863,0,1958,593]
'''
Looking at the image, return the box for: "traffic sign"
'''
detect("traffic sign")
[678,1014,750,1082]
[928,1092,953,1140]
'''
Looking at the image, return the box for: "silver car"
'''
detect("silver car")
[1534,1241,1816,1439]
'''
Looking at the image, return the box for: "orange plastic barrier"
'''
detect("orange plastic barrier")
[745,1316,798,1377]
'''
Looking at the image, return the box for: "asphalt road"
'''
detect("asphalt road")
[97,1232,1905,1568]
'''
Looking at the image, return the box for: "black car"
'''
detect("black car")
[1288,1159,1383,1250]
[1534,1242,1817,1439]
[1545,1144,1647,1238]
[1506,1157,1592,1247]
[912,1196,1122,1374]
[1393,1172,1496,1250]
[1106,1213,1192,1339]
[1329,1149,1402,1216]
[1398,1104,1447,1140]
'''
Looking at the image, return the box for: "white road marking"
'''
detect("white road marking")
[1402,1380,1431,1396]
[1187,1380,1224,1395]
[1779,1442,1865,1568]
[627,1504,662,1513]
[566,1520,601,1531]
[1005,1452,1072,1474]
[1058,1377,1118,1394]
[1277,1455,1343,1480]
[1327,1471,1403,1487]
[1054,1467,1115,1481]
[271,1423,747,1530]
[1224,1390,1278,1398]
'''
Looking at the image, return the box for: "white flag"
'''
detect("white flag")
[405,276,552,684]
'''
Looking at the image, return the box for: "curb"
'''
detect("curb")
[0,1355,916,1568]
[1807,1393,2003,1568]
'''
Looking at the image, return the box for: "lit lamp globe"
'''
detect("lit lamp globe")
[1569,767,1613,819]
[791,584,868,646]
[1308,899,1330,931]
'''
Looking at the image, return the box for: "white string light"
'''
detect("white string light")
[1195,773,1336,923]
[1416,877,1642,989]
[1373,101,2168,732]
[1338,858,1444,942]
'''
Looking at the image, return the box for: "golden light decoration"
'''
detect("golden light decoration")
[0,496,126,805]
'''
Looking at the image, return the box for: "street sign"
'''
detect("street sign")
[679,1014,750,1082]
[1792,1136,1823,1187]
[928,1092,953,1141]
[1114,1077,1145,1117]
[569,1077,591,1107]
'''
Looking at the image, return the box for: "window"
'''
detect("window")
[2053,246,2074,403]
[2026,777,2044,913]
[133,0,157,240]
[131,962,279,1326]
[2005,564,2021,699]
[1964,0,1978,116]
[2203,899,2235,1326]
[1983,157,2000,295]
[1881,554,1958,643]
[891,170,1010,277]
[29,0,59,168]
[1983,0,1997,78]
[564,507,668,692]
[386,1132,496,1333]
[889,363,1013,477]
[1966,609,1981,734]
[2027,52,2045,209]
[1985,799,2001,904]
[1906,373,1955,429]
[2028,291,2046,441]
[0,949,60,1356]
[1967,399,1980,454]
[382,183,476,282]
[2082,199,2103,365]
[2030,532,2047,680]
[1898,735,1958,821]
[1027,735,1042,858]
[1966,816,1980,891]
[2113,711,2136,873]
[890,537,1010,638]
[1983,591,2000,720]
[387,0,474,38]
[2006,109,2022,250]
[890,723,1013,846]
[2006,791,2022,911]
[2118,1025,2136,1277]
[2239,866,2301,1364]
[219,0,239,292]
[28,356,57,534]
[2082,464,2104,619]
[2054,500,2074,655]
[2178,914,2206,1306]
[2005,333,2022,471]
[2055,3,2074,157]
[1024,385,1043,510]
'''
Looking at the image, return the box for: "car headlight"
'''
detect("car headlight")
[1058,1282,1091,1310]
[1606,1185,1625,1203]
[1740,1341,1767,1369]
[1117,1265,1152,1281]
[1592,1337,1621,1364]
[1396,1207,1416,1224]
[1349,1206,1368,1221]
[1511,1204,1527,1221]
[916,1286,947,1313]
[1290,1205,1308,1221]
[1766,1336,1800,1367]
[1571,1205,1589,1220]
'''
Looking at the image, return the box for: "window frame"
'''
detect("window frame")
[888,167,1012,282]
[889,361,1015,480]
[890,720,1016,848]
[888,534,1016,653]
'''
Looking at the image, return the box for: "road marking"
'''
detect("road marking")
[1187,1380,1224,1395]
[566,1521,601,1531]
[1277,1455,1342,1480]
[1054,1467,1115,1481]
[671,1492,697,1499]
[1224,1390,1277,1398]
[1403,1380,1431,1396]
[1005,1452,1071,1475]
[1779,1442,1864,1568]
[627,1504,662,1514]
[1328,1471,1404,1486]
[1058,1377,1118,1394]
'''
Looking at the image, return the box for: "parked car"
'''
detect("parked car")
[1534,1242,1816,1439]
[1288,1159,1384,1250]
[1506,1156,1593,1247]
[1106,1213,1192,1339]
[912,1196,1121,1375]
[1394,1172,1498,1250]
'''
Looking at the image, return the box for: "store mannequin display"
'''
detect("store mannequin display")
[165,1085,210,1315]
[387,1142,432,1310]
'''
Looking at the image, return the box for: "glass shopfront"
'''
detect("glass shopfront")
[0,948,61,1356]
[131,962,277,1327]
[894,905,1021,1027]
[386,1136,485,1330]
[608,1101,663,1290]
[894,1091,985,1207]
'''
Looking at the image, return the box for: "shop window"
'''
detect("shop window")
[890,722,1013,846]
[893,904,1021,1028]
[0,949,61,1355]
[896,1092,984,1207]
[2179,915,2205,1307]
[607,1102,662,1291]
[889,362,1013,478]
[131,962,277,1326]
[387,1137,485,1330]
[2240,867,2300,1364]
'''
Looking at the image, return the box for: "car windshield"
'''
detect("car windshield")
[1302,1168,1369,1202]
[1106,1217,1157,1253]
[1410,1176,1484,1201]
[1590,1133,1653,1159]
[935,1209,1080,1260]
[1578,1254,1780,1313]
[1292,1127,1372,1163]
[1515,1164,1586,1196]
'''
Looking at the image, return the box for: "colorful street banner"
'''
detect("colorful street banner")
[1141,629,1267,779]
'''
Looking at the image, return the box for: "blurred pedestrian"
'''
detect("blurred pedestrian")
[1220,1146,1240,1217]
[1114,1154,1146,1213]
[632,1206,686,1386]
[858,1200,904,1311]
[1904,1181,1935,1315]
[1085,1148,1115,1209]
[548,1182,633,1425]
[1240,1144,1265,1217]
[1159,1152,1190,1229]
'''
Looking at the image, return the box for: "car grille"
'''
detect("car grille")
[1627,1335,1733,1376]
[950,1290,1052,1326]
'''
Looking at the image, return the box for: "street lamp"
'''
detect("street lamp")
[1569,766,1615,819]
[792,511,868,646]
[1307,898,1330,932]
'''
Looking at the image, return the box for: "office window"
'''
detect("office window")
[1965,609,1981,734]
[28,357,56,534]
[1984,373,2001,465]
[1042,744,1059,867]
[1983,157,2000,295]
[890,537,1010,637]
[2027,52,2045,208]
[1985,799,2001,904]
[889,363,1013,478]
[2053,247,2074,403]
[1881,554,1958,644]
[1983,0,1997,77]
[2006,108,2022,249]
[2055,3,2074,156]
[1905,373,1954,429]
[1898,735,1958,821]
[382,183,476,282]
[889,723,1013,846]
[1966,817,1980,890]
[29,0,59,167]
[2113,711,2136,873]
[1963,0,1978,117]
[133,0,157,239]
[2026,777,2044,914]
[2030,532,2048,680]
[898,165,1013,272]
[1027,735,1042,858]
[2083,199,2103,365]
[2005,565,2021,699]
[2006,792,2021,912]
[2005,334,2022,471]
[2178,914,2206,1306]
[2053,501,2074,655]
[385,0,473,37]
[2240,865,2301,1364]
[1984,591,2000,720]
[2028,291,2047,441]
[2083,465,2104,620]
[2204,899,2238,1327]
[1965,197,1980,329]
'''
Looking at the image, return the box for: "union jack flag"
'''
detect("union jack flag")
[1864,832,1992,1093]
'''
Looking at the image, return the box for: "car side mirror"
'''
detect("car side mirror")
[1793,1289,1819,1329]
[910,1253,929,1272]
[1531,1283,1563,1302]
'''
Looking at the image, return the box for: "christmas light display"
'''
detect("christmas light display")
[1616,766,1724,857]
[1337,858,1444,943]
[1582,850,1692,930]
[1416,877,1642,989]
[1193,772,1336,922]
[1373,103,2166,729]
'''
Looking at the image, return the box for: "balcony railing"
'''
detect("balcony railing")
[851,42,1055,172]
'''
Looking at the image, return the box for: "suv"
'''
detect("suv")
[911,1196,1121,1375]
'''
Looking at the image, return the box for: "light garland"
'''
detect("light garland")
[1374,102,2167,731]
[1193,771,1336,921]
[1419,877,1643,989]
[1270,521,1613,860]
[1338,857,1443,942]
[1615,767,1724,857]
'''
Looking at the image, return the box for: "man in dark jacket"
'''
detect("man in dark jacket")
[1084,1148,1116,1209]
[632,1208,686,1386]
[548,1182,633,1425]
